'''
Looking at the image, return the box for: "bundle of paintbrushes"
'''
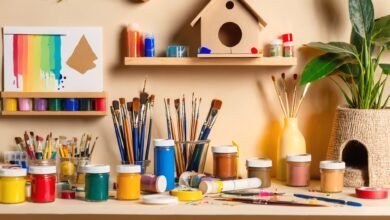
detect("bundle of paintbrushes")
[110,88,155,164]
[163,94,222,174]
[271,73,310,118]
[14,132,99,161]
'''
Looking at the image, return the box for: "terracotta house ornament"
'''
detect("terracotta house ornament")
[191,0,267,57]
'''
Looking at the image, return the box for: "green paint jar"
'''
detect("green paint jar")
[83,165,110,202]
[49,98,62,111]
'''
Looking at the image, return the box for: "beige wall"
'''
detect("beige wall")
[0,0,388,178]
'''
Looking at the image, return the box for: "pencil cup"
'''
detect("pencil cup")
[59,158,76,182]
[180,140,210,173]
[135,160,150,174]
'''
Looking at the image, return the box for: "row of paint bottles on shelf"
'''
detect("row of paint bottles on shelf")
[127,22,155,57]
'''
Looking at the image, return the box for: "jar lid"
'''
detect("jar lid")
[29,165,56,174]
[246,158,272,168]
[155,175,167,193]
[271,39,283,45]
[116,165,141,173]
[212,146,237,153]
[83,164,110,173]
[320,160,345,169]
[154,139,174,147]
[0,168,27,177]
[286,154,311,162]
[142,194,178,205]
[281,33,293,42]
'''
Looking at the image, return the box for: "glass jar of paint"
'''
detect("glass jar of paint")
[18,98,33,111]
[49,98,62,111]
[34,98,49,111]
[4,98,17,112]
[116,165,141,200]
[212,146,238,180]
[0,168,27,204]
[29,165,57,203]
[79,98,93,111]
[246,158,272,188]
[320,160,345,193]
[94,98,106,111]
[63,98,79,111]
[270,39,283,57]
[60,158,76,182]
[286,154,311,187]
[84,164,110,202]
[154,139,175,191]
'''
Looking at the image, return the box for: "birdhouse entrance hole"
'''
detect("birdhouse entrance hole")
[218,22,242,47]
[226,1,234,9]
[342,140,369,180]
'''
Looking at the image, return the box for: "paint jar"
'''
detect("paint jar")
[49,98,62,111]
[320,160,345,193]
[4,98,17,112]
[212,146,238,180]
[84,164,110,202]
[63,98,79,111]
[94,98,106,111]
[166,45,189,57]
[154,139,175,190]
[282,33,294,57]
[246,158,272,188]
[286,154,311,187]
[79,98,93,111]
[59,158,76,182]
[141,174,167,193]
[18,98,33,111]
[29,165,57,203]
[270,39,283,57]
[127,23,141,57]
[0,168,27,204]
[144,33,155,57]
[116,165,141,200]
[34,98,49,111]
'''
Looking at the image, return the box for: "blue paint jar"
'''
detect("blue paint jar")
[63,98,79,111]
[144,33,155,57]
[154,139,175,190]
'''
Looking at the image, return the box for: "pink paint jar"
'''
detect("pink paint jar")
[94,98,106,111]
[286,154,311,187]
[18,98,33,111]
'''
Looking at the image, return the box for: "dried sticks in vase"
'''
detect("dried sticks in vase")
[272,73,310,118]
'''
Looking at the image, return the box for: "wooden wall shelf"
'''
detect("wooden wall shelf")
[124,57,297,66]
[1,111,107,116]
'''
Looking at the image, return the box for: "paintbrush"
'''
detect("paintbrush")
[30,131,37,153]
[132,98,141,161]
[174,99,182,142]
[89,137,99,157]
[164,98,172,139]
[114,100,127,154]
[84,134,92,157]
[126,102,135,164]
[291,73,298,117]
[271,75,287,117]
[145,95,155,160]
[193,97,201,141]
[110,106,126,162]
[24,132,35,160]
[119,98,132,163]
[294,83,311,117]
[190,93,195,141]
[182,95,188,164]
[35,136,44,160]
[167,99,183,175]
[15,137,24,152]
[281,73,290,117]
[139,92,149,161]
[217,196,327,207]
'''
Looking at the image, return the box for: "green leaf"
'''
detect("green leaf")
[349,0,374,39]
[351,29,364,52]
[301,53,353,85]
[371,15,390,44]
[380,64,390,74]
[305,42,358,56]
[339,63,361,81]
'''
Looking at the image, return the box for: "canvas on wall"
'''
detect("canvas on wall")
[3,27,103,92]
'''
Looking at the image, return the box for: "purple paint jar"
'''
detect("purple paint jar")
[34,98,49,111]
[18,98,33,111]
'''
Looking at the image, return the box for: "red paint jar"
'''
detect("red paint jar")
[29,166,57,203]
[94,98,106,111]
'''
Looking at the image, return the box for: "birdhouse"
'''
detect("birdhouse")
[191,0,267,57]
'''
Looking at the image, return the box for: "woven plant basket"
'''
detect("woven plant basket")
[327,106,390,187]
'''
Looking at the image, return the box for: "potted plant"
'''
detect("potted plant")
[301,0,389,187]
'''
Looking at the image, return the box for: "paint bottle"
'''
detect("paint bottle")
[34,98,49,111]
[116,165,141,200]
[141,174,167,193]
[282,33,294,57]
[212,146,238,180]
[286,154,311,187]
[320,160,345,193]
[79,98,93,111]
[84,164,110,202]
[270,39,283,57]
[144,33,155,57]
[4,98,17,112]
[199,178,261,194]
[63,98,79,111]
[246,158,272,188]
[154,139,175,190]
[0,168,27,204]
[18,98,33,111]
[166,45,189,57]
[29,165,57,203]
[127,23,142,57]
[49,98,62,111]
[94,98,106,111]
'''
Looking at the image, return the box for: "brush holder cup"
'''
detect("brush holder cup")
[59,158,76,182]
[178,140,210,174]
[69,157,90,189]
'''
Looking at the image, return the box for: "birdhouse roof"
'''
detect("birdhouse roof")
[190,0,267,27]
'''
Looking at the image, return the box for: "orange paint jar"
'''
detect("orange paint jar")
[320,160,345,193]
[116,165,141,200]
[212,146,237,180]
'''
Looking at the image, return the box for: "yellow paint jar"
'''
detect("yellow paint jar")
[116,165,141,200]
[5,98,17,112]
[60,158,76,182]
[320,160,345,193]
[0,168,27,204]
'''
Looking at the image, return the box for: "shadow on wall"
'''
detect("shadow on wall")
[312,0,346,39]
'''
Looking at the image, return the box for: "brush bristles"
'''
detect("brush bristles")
[149,95,155,104]
[112,100,120,110]
[132,98,140,111]
[293,73,298,80]
[272,75,276,82]
[174,99,180,109]
[212,99,222,110]
[127,102,132,111]
[119,98,126,105]
[140,92,149,104]
[282,73,286,79]
[167,98,170,105]
[15,137,23,144]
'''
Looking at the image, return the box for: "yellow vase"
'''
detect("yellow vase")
[277,117,306,181]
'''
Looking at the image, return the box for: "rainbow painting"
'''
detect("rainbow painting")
[3,27,103,92]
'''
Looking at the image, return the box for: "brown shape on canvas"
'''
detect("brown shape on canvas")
[66,35,98,74]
